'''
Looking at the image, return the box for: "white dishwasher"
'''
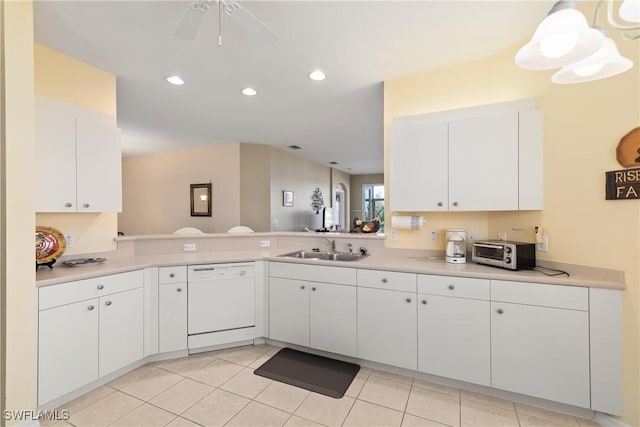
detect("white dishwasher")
[187,263,255,350]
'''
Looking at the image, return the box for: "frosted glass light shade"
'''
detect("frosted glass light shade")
[619,0,640,23]
[551,37,633,83]
[516,7,604,70]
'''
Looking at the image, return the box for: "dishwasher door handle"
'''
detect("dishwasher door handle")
[192,267,216,272]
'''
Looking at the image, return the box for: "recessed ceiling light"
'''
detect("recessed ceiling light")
[241,87,258,96]
[166,75,184,85]
[308,70,326,81]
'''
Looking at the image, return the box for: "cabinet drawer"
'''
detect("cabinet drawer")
[418,275,489,300]
[491,280,588,311]
[39,270,144,310]
[357,269,416,293]
[159,266,187,284]
[269,262,355,285]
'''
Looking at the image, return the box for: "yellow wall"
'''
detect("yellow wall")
[384,3,639,424]
[34,43,118,255]
[1,0,37,424]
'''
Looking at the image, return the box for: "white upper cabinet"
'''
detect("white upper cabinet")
[390,99,543,212]
[35,95,122,213]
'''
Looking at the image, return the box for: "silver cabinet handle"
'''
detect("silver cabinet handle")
[421,300,427,305]
[300,285,305,290]
[97,284,104,290]
[311,287,316,291]
[105,300,112,306]
[87,305,95,311]
[406,298,412,303]
[382,278,388,283]
[497,308,504,314]
[448,284,455,290]
[452,202,459,207]
[177,287,182,292]
[437,202,443,207]
[169,273,175,278]
[65,202,73,208]
[83,203,90,208]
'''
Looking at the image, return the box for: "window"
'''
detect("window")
[362,184,384,231]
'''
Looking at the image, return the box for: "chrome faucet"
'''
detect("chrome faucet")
[324,238,336,252]
[347,243,353,254]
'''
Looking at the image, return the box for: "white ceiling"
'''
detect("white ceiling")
[34,0,553,174]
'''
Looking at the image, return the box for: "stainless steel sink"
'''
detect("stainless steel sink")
[278,250,368,262]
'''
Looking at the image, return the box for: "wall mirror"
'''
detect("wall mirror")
[190,183,212,217]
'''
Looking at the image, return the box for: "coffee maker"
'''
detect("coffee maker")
[445,229,467,264]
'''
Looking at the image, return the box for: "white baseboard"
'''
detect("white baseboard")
[595,412,631,427]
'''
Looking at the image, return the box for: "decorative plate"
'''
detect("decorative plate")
[35,226,67,265]
[62,257,107,267]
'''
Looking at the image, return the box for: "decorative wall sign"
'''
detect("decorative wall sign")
[616,127,640,168]
[605,168,640,200]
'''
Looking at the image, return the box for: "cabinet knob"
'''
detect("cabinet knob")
[87,305,95,311]
[421,300,427,305]
[83,203,90,208]
[105,300,112,306]
[169,273,175,278]
[382,278,388,283]
[406,298,412,303]
[311,287,316,291]
[497,308,504,314]
[437,202,443,207]
[300,285,305,290]
[65,202,73,208]
[448,284,455,290]
[97,284,104,290]
[177,287,182,292]
[452,202,459,207]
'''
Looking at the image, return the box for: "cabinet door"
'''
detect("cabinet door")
[491,302,590,408]
[357,287,417,370]
[159,283,188,353]
[269,277,309,347]
[99,288,144,377]
[76,118,122,212]
[448,112,519,211]
[38,299,99,404]
[34,100,77,212]
[418,294,490,386]
[310,282,356,357]
[390,122,448,211]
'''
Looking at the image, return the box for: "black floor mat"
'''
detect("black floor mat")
[254,348,360,398]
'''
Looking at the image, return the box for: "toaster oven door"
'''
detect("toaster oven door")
[473,244,504,261]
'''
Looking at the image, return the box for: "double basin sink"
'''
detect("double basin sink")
[278,250,368,262]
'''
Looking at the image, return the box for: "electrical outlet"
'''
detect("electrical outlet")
[65,234,74,248]
[390,230,399,241]
[498,232,507,241]
[260,240,271,248]
[183,243,196,251]
[467,231,475,242]
[537,236,549,252]
[429,230,437,243]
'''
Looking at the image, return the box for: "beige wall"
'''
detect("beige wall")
[1,0,37,424]
[119,143,241,235]
[240,144,271,232]
[384,4,639,423]
[34,43,118,255]
[270,148,332,231]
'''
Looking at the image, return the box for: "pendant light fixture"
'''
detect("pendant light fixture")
[516,0,639,83]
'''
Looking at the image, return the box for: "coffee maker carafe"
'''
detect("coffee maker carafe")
[445,229,467,264]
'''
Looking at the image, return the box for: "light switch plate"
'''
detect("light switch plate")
[260,240,271,247]
[184,243,196,251]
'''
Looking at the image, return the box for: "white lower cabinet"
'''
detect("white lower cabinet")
[38,298,99,404]
[99,288,144,377]
[269,277,310,347]
[38,270,143,405]
[491,281,590,408]
[309,281,357,357]
[357,287,417,370]
[158,283,188,353]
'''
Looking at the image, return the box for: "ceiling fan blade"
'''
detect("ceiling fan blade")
[223,1,279,45]
[175,2,209,40]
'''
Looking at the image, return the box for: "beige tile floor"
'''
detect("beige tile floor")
[42,344,602,427]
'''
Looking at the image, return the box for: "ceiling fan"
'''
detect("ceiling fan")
[175,0,279,47]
